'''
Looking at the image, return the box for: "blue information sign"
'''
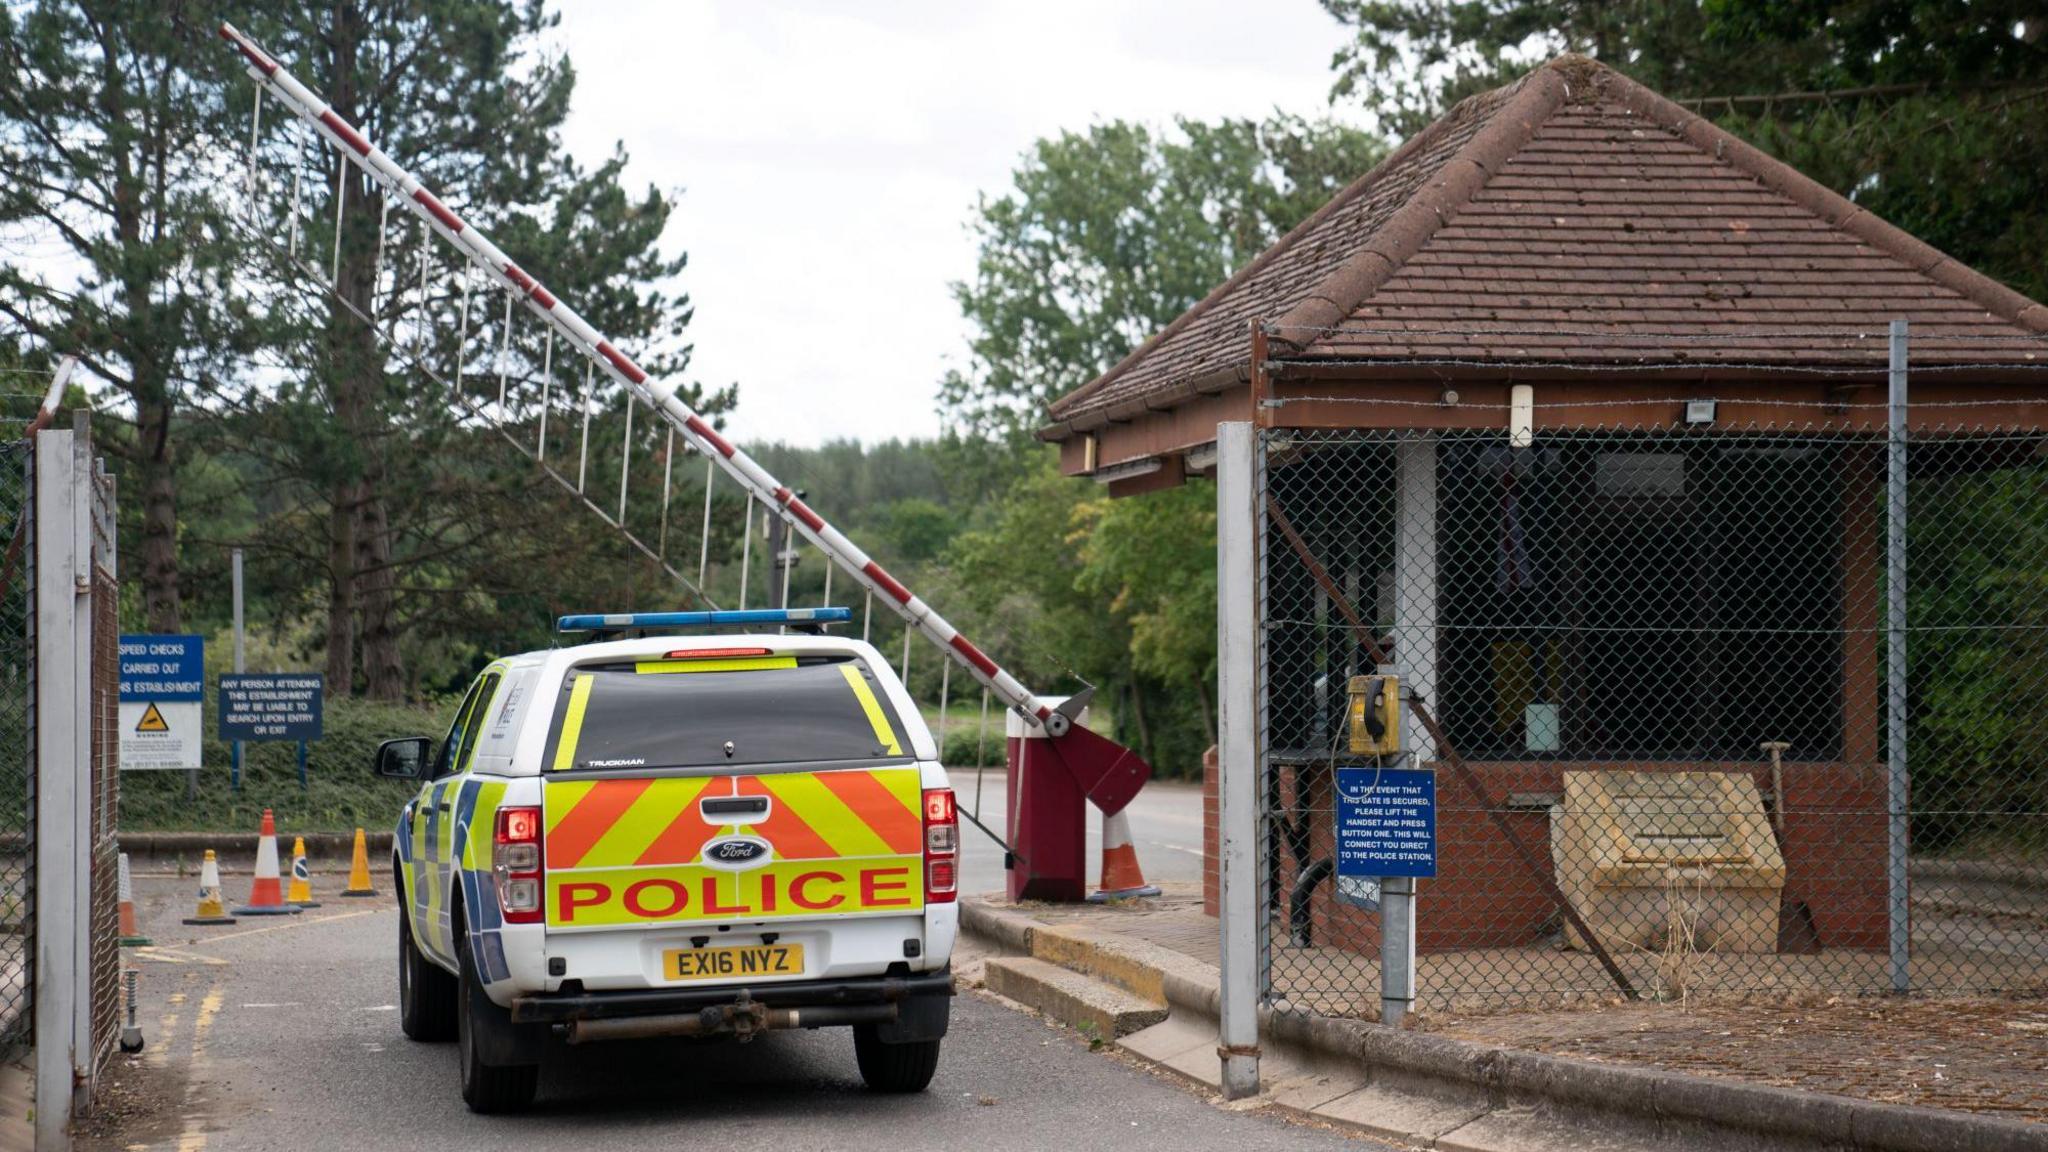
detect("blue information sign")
[118,635,204,701]
[219,674,324,741]
[1335,766,1437,879]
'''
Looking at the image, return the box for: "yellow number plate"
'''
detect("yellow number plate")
[663,943,805,982]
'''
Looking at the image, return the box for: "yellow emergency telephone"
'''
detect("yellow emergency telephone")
[1347,674,1400,756]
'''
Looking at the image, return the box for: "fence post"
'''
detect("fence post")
[1886,318,1910,993]
[1382,437,1438,1025]
[32,423,90,1147]
[1216,421,1260,1099]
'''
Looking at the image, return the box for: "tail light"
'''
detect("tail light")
[495,806,544,924]
[923,788,957,903]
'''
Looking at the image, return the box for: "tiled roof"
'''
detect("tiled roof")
[1043,56,2048,436]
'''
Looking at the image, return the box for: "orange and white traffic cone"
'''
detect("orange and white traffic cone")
[340,827,377,898]
[117,852,151,946]
[286,836,320,909]
[232,810,300,917]
[181,849,237,926]
[1088,808,1161,902]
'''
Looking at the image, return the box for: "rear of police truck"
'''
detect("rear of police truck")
[469,629,957,1108]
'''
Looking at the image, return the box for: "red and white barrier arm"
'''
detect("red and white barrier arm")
[219,23,1076,735]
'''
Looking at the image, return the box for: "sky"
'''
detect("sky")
[552,0,1369,446]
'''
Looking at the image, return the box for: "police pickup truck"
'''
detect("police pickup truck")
[374,608,956,1112]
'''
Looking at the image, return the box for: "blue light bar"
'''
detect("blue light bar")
[556,607,852,633]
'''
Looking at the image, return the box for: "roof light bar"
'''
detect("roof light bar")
[556,607,853,633]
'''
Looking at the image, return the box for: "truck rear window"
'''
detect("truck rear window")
[541,655,910,773]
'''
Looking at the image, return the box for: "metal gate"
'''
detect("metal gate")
[29,412,122,1144]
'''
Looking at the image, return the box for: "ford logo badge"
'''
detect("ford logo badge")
[700,835,773,871]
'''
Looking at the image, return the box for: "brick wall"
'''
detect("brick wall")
[1200,758,1889,954]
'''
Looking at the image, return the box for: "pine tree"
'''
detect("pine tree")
[0,0,246,631]
[233,0,728,696]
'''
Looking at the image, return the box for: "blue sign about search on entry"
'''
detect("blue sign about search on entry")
[118,634,204,702]
[1335,766,1438,879]
[219,674,324,742]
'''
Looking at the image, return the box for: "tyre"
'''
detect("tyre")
[399,894,456,1042]
[853,1024,941,1093]
[456,909,539,1113]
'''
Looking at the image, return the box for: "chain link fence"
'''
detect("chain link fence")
[1256,417,2048,1016]
[0,439,32,1053]
[87,458,119,1068]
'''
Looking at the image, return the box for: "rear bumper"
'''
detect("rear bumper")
[509,969,954,1034]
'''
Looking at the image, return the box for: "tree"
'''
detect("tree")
[0,0,247,631]
[940,114,1386,448]
[235,1,727,696]
[937,114,1382,771]
[1318,0,2048,299]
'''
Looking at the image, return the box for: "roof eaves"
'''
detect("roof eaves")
[1037,362,1249,442]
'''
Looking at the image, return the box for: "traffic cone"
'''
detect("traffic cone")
[286,836,320,909]
[340,827,377,898]
[232,810,301,917]
[117,852,152,946]
[181,850,237,926]
[1088,808,1161,902]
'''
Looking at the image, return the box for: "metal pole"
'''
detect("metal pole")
[577,360,592,493]
[496,291,514,414]
[453,267,472,391]
[244,87,263,222]
[287,164,302,257]
[1215,421,1260,1099]
[974,686,991,815]
[33,425,87,1143]
[1380,875,1415,1026]
[537,328,553,460]
[297,740,308,790]
[618,392,634,525]
[938,659,951,752]
[698,455,714,587]
[1887,318,1910,993]
[412,220,429,358]
[232,548,245,793]
[901,622,912,683]
[820,561,832,609]
[862,590,873,643]
[658,426,674,562]
[745,487,761,606]
[329,160,346,285]
[372,194,390,313]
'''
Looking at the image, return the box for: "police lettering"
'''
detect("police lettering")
[551,866,919,923]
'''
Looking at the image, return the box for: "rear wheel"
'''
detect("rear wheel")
[398,893,456,1042]
[853,1025,940,1093]
[456,908,539,1113]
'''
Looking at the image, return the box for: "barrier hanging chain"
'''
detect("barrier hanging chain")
[219,23,1078,735]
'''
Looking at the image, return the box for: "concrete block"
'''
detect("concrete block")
[981,956,1166,1041]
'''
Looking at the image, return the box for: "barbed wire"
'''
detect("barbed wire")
[1262,321,2048,346]
[1269,392,2048,412]
[1263,356,2048,378]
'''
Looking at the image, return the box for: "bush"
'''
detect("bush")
[940,724,1005,768]
[119,694,451,833]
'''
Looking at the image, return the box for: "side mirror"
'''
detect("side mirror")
[375,737,432,780]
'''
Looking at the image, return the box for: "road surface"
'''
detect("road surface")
[92,858,1344,1152]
